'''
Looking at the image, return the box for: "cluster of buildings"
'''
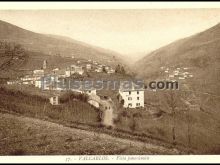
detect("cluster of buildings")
[7,59,144,111]
[161,66,194,80]
[65,64,84,76]
[86,59,115,74]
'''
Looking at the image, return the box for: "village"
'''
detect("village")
[160,66,194,81]
[6,57,200,117]
[6,58,146,127]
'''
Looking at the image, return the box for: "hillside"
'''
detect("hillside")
[0,20,125,67]
[134,23,220,96]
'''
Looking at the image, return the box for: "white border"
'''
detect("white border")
[0,2,219,9]
[0,155,220,163]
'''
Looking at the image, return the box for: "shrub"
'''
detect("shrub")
[60,91,88,103]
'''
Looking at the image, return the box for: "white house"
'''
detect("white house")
[107,69,115,74]
[65,70,71,77]
[7,80,19,85]
[118,82,144,108]
[88,94,100,108]
[86,64,92,70]
[22,80,33,85]
[95,67,103,73]
[49,95,59,105]
[33,69,44,76]
[70,65,84,75]
[43,60,47,70]
[35,79,42,88]
[70,86,97,96]
[105,66,110,70]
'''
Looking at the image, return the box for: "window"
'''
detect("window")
[137,97,139,100]
[137,91,139,94]
[128,103,132,107]
[128,97,132,100]
[129,91,131,95]
[136,103,140,106]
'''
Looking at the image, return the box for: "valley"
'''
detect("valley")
[0,19,220,155]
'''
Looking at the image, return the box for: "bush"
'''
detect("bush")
[60,91,88,103]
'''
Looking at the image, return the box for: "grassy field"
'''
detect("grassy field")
[0,85,100,126]
[1,84,220,154]
[0,113,180,155]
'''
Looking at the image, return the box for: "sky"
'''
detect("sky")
[0,9,220,58]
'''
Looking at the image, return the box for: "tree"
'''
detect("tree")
[120,66,126,74]
[102,66,107,73]
[165,91,179,145]
[0,42,26,71]
[115,64,126,75]
[115,64,121,73]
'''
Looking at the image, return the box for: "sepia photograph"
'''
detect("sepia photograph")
[0,1,220,164]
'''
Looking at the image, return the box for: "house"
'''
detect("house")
[7,80,19,85]
[41,75,60,90]
[49,95,59,105]
[65,65,84,77]
[70,65,84,75]
[105,66,110,70]
[88,94,100,108]
[33,69,44,77]
[86,64,92,70]
[65,68,71,77]
[43,60,47,70]
[35,79,42,88]
[52,68,59,73]
[95,67,102,73]
[22,80,33,85]
[118,82,145,108]
[84,88,96,95]
[107,69,115,74]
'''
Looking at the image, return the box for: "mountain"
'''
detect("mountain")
[134,23,220,96]
[0,20,125,67]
